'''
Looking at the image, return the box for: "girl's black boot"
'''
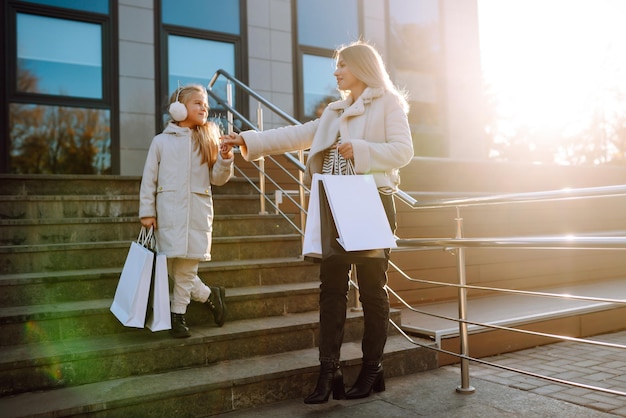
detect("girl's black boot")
[345,363,385,399]
[304,361,345,404]
[170,313,191,338]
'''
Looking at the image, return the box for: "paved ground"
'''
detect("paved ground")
[222,330,626,417]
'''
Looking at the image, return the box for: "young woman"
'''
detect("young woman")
[222,41,414,402]
[139,84,234,338]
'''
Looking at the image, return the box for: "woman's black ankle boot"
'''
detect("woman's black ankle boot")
[345,363,385,399]
[304,361,345,404]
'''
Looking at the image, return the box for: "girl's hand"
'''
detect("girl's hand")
[140,217,157,230]
[220,141,234,159]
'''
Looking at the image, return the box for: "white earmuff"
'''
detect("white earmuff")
[168,83,187,121]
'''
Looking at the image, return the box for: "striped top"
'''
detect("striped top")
[320,134,394,195]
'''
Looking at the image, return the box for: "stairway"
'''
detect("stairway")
[0,174,436,417]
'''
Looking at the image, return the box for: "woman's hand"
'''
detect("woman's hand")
[220,133,245,148]
[337,141,354,161]
[140,217,157,230]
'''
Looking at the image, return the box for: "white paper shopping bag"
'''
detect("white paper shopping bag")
[110,228,155,328]
[302,173,323,259]
[145,253,171,331]
[320,174,397,252]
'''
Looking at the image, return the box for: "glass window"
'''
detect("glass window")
[297,0,359,49]
[162,0,239,34]
[160,0,243,131]
[5,1,114,174]
[167,35,236,121]
[16,0,108,14]
[17,13,102,99]
[295,0,360,120]
[302,54,340,120]
[388,0,442,130]
[168,35,235,92]
[9,103,111,174]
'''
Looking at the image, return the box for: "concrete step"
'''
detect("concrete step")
[0,308,404,396]
[0,213,297,246]
[0,174,256,197]
[0,257,318,307]
[0,193,265,221]
[0,334,436,417]
[0,175,143,196]
[0,281,324,347]
[0,234,303,274]
[399,277,626,365]
[0,195,139,220]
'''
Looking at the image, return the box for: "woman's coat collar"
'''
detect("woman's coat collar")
[327,87,384,118]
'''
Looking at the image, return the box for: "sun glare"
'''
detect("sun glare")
[478,0,626,144]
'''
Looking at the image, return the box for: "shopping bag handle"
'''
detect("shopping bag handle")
[332,146,356,176]
[137,226,156,250]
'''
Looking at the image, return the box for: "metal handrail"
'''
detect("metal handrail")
[397,235,626,250]
[207,69,306,230]
[395,183,626,209]
[392,185,626,396]
[208,69,301,126]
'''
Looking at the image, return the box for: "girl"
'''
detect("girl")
[139,84,234,338]
[222,41,414,402]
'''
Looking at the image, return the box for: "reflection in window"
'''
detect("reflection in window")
[168,35,235,111]
[16,0,109,14]
[9,103,111,174]
[302,55,341,120]
[388,0,441,127]
[162,0,239,34]
[17,13,102,98]
[297,0,359,49]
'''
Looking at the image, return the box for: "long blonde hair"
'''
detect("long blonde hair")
[168,84,219,167]
[335,41,409,113]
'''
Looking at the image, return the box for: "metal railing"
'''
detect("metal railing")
[207,69,307,230]
[206,69,626,398]
[392,184,626,395]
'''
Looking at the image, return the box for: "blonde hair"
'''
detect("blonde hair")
[168,84,219,167]
[335,41,409,113]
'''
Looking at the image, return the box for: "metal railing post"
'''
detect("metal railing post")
[256,103,267,214]
[226,81,233,135]
[298,149,306,246]
[455,206,475,394]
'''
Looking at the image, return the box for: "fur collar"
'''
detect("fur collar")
[327,87,385,118]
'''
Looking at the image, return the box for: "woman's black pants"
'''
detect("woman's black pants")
[317,192,396,366]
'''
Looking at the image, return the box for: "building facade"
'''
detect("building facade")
[1,0,485,176]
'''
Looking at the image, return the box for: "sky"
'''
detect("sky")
[477,0,626,139]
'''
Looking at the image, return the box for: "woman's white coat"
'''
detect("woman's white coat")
[239,87,414,190]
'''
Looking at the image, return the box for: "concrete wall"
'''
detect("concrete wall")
[118,0,157,176]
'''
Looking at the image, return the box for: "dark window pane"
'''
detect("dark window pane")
[162,0,240,34]
[9,103,111,174]
[17,0,109,14]
[302,54,340,119]
[17,13,102,98]
[297,0,359,49]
